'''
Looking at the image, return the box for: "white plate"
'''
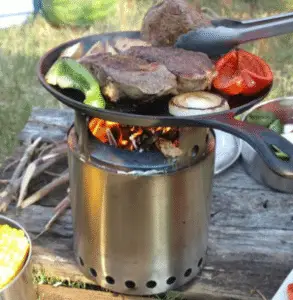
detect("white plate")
[272,269,293,300]
[214,130,242,175]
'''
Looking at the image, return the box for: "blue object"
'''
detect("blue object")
[33,0,42,15]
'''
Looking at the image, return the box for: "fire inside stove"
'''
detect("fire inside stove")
[88,118,183,158]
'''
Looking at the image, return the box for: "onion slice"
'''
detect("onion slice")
[169,91,230,116]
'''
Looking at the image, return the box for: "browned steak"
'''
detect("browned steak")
[79,53,177,102]
[141,0,211,47]
[124,46,217,93]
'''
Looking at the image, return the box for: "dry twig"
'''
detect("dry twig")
[0,151,66,212]
[33,196,70,240]
[251,289,268,300]
[106,128,117,147]
[2,160,19,175]
[16,151,67,208]
[11,137,42,182]
[21,172,69,209]
[0,137,42,212]
[37,143,55,158]
[0,179,9,184]
[44,170,64,177]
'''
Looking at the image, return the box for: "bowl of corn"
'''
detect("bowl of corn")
[0,215,36,300]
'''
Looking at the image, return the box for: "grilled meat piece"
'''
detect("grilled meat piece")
[79,53,177,102]
[124,46,217,92]
[141,0,211,47]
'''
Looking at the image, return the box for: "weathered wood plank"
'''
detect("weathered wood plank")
[6,179,293,238]
[214,162,271,192]
[18,107,74,143]
[27,108,75,128]
[211,187,293,230]
[5,204,292,299]
[9,204,293,263]
[30,233,289,300]
[38,285,143,300]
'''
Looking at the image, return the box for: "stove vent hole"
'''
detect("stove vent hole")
[90,268,97,277]
[198,258,203,268]
[125,281,136,289]
[192,145,199,157]
[206,134,209,144]
[106,276,115,285]
[184,268,192,277]
[79,257,84,267]
[166,277,176,285]
[146,281,157,289]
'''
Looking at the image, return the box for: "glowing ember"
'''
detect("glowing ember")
[88,117,180,154]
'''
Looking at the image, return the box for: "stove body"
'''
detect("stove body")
[67,115,215,295]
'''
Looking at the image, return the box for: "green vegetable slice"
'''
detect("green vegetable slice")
[45,58,105,109]
[268,119,284,134]
[246,110,277,127]
[271,145,290,161]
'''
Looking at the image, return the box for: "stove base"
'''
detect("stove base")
[68,129,215,295]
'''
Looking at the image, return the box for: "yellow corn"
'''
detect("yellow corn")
[0,224,30,289]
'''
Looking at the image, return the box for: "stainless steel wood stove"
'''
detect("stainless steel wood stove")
[67,113,215,296]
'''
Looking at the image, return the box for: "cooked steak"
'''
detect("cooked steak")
[124,46,217,92]
[79,53,177,102]
[141,0,211,47]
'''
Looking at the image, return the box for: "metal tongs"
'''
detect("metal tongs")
[175,12,293,57]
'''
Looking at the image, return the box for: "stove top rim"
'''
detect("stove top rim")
[67,127,216,174]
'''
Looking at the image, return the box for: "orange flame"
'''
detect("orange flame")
[88,118,175,150]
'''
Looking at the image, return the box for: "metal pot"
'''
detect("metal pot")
[241,97,293,193]
[0,215,36,300]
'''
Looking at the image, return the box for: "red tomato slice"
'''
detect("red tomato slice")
[212,49,273,96]
[213,50,243,95]
[287,283,293,300]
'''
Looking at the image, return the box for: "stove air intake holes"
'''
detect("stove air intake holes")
[206,133,210,144]
[105,276,115,285]
[146,280,157,289]
[192,145,199,157]
[166,277,176,285]
[89,268,97,277]
[184,268,192,277]
[78,257,84,267]
[125,281,136,289]
[198,258,203,268]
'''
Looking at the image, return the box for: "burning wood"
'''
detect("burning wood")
[155,138,183,158]
[88,117,183,157]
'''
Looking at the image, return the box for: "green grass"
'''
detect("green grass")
[33,268,87,289]
[1,0,293,164]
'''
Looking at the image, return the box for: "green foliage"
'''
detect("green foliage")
[42,0,118,27]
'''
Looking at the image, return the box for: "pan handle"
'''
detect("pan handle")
[192,112,293,178]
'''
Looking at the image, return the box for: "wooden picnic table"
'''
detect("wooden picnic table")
[1,107,293,300]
